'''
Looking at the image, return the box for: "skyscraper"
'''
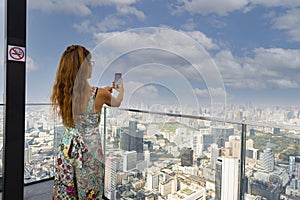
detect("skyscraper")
[210,143,220,169]
[215,158,222,200]
[120,121,144,161]
[289,156,300,178]
[221,157,240,200]
[181,147,193,167]
[215,157,240,200]
[144,150,151,166]
[123,151,137,171]
[105,157,118,200]
[192,135,203,157]
[211,126,234,148]
[260,148,275,172]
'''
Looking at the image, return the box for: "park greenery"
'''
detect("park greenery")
[248,131,300,161]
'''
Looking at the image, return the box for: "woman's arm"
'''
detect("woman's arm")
[94,80,124,112]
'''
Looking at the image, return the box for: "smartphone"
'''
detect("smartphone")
[114,73,122,89]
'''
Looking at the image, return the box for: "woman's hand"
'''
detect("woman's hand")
[113,79,124,93]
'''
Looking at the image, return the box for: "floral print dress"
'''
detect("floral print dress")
[53,87,104,200]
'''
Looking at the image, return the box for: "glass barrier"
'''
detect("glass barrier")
[0,104,299,199]
[102,107,243,200]
[0,105,3,191]
[0,104,57,191]
[24,104,57,184]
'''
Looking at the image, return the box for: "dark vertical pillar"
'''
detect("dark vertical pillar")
[103,107,107,198]
[3,0,26,199]
[239,123,247,200]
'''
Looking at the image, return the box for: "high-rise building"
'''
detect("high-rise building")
[296,163,300,179]
[224,136,240,158]
[211,126,234,148]
[120,121,144,161]
[210,143,220,169]
[181,147,193,167]
[221,157,240,200]
[202,133,214,151]
[215,157,240,200]
[192,135,203,157]
[105,157,118,200]
[144,150,151,166]
[259,148,274,172]
[289,156,300,178]
[246,148,259,160]
[123,151,137,172]
[215,158,222,200]
[147,170,159,191]
[289,156,296,176]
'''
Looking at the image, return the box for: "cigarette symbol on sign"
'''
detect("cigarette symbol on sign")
[9,47,25,61]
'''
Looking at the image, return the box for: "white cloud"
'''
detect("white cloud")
[173,0,300,16]
[92,28,300,93]
[92,28,223,87]
[183,31,219,50]
[133,84,159,99]
[272,8,300,41]
[176,0,249,16]
[122,81,159,107]
[268,79,298,88]
[181,18,197,31]
[97,15,126,32]
[250,48,300,70]
[116,5,146,21]
[73,20,97,33]
[214,48,300,89]
[108,0,137,4]
[207,18,227,29]
[29,0,92,17]
[28,0,143,18]
[249,0,300,8]
[194,87,226,98]
[172,0,300,42]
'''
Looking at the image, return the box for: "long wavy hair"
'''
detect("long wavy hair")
[51,45,92,127]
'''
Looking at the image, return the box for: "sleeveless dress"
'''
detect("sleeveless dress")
[53,87,104,200]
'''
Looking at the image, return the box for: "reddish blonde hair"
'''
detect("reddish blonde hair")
[51,45,91,127]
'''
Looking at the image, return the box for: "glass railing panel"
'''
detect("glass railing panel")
[244,123,300,199]
[24,104,56,184]
[103,107,243,200]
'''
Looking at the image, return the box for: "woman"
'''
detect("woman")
[51,45,124,199]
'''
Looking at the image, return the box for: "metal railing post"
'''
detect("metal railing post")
[102,107,107,198]
[240,122,247,200]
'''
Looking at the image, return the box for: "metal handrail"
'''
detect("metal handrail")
[0,103,297,130]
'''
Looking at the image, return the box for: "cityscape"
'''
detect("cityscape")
[0,104,300,199]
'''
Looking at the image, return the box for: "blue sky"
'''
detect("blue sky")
[1,0,300,111]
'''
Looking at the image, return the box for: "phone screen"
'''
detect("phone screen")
[114,73,122,88]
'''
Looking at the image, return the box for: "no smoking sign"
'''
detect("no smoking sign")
[8,45,26,62]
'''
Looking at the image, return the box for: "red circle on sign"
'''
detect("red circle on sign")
[9,47,25,60]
